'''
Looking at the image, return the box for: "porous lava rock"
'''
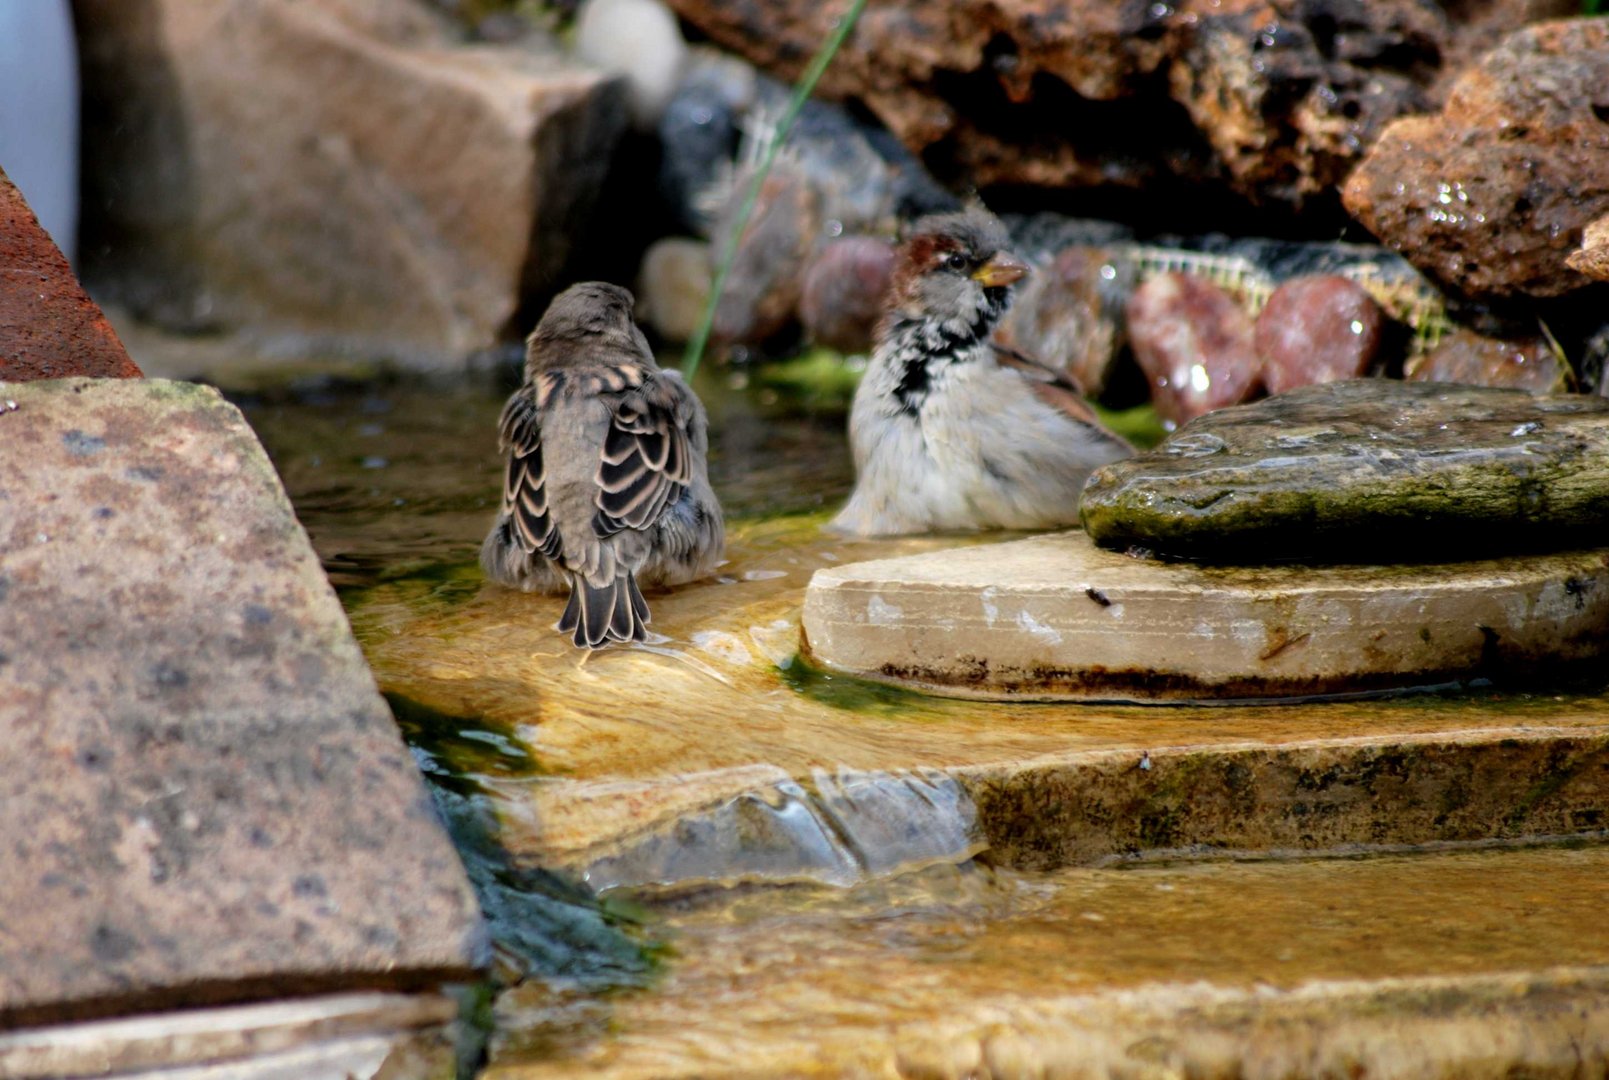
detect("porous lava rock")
[1565,215,1609,283]
[1256,275,1384,395]
[1127,272,1261,425]
[1342,17,1609,300]
[660,0,1570,210]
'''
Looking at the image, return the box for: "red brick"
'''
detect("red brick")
[0,165,141,381]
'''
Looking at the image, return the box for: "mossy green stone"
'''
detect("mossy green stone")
[1079,380,1609,561]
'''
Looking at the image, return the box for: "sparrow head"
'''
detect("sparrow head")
[883,207,1028,335]
[526,281,654,374]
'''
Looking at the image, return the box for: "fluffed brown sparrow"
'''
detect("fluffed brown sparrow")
[831,207,1134,536]
[481,282,724,647]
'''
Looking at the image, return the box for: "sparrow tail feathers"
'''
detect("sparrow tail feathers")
[557,572,651,648]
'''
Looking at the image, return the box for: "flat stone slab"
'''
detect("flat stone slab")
[484,844,1609,1078]
[0,992,456,1079]
[802,529,1609,702]
[0,378,483,1027]
[1080,380,1609,561]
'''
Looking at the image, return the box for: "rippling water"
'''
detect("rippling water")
[231,363,1609,1075]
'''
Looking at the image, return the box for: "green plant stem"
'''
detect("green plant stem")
[680,0,869,381]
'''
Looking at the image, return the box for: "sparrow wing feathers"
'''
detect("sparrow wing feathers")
[989,343,1109,428]
[593,373,694,539]
[497,386,563,561]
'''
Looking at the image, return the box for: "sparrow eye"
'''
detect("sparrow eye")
[944,252,969,272]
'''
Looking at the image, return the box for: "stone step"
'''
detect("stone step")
[801,530,1609,702]
[0,378,484,1030]
[355,522,1609,894]
[482,842,1609,1078]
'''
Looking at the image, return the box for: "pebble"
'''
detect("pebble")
[573,0,688,129]
[995,245,1128,397]
[635,237,712,344]
[1408,330,1570,393]
[799,236,895,354]
[1255,275,1385,396]
[1126,272,1261,425]
[709,163,820,347]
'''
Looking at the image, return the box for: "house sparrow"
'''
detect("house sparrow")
[481,282,724,647]
[831,207,1134,536]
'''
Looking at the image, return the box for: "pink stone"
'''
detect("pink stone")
[799,236,895,354]
[1409,330,1570,393]
[995,245,1125,397]
[1256,275,1385,396]
[1126,272,1260,425]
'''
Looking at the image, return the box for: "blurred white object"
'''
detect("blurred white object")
[0,0,79,260]
[573,0,687,130]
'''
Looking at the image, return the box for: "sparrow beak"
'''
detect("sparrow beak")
[972,251,1028,288]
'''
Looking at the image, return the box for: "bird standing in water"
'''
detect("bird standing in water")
[481,282,724,647]
[832,207,1134,536]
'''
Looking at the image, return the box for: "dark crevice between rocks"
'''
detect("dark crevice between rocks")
[384,692,664,990]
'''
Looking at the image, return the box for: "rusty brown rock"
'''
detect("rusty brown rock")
[1343,17,1609,299]
[661,0,1560,210]
[0,166,141,382]
[1255,275,1384,395]
[0,378,484,1027]
[1127,272,1261,425]
[1565,215,1609,282]
[1408,328,1570,392]
[995,245,1125,397]
[72,0,628,363]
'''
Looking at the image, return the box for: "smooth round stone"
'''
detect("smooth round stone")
[799,236,894,354]
[1127,272,1261,425]
[1256,275,1384,395]
[635,237,711,344]
[573,0,688,128]
[801,530,1609,702]
[1080,380,1609,561]
[1409,329,1570,393]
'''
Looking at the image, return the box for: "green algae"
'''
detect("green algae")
[1081,380,1609,561]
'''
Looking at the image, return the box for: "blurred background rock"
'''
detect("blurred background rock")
[0,0,1605,418]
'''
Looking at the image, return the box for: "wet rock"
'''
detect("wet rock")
[1169,0,1443,209]
[657,49,757,235]
[73,0,629,363]
[1080,379,1609,560]
[659,0,1552,211]
[1408,329,1570,393]
[1126,272,1261,426]
[635,237,711,345]
[799,236,895,354]
[996,246,1129,397]
[803,529,1609,702]
[709,163,820,347]
[0,164,141,381]
[1565,215,1609,283]
[0,378,482,1027]
[1256,275,1385,395]
[1342,17,1609,300]
[573,0,688,129]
